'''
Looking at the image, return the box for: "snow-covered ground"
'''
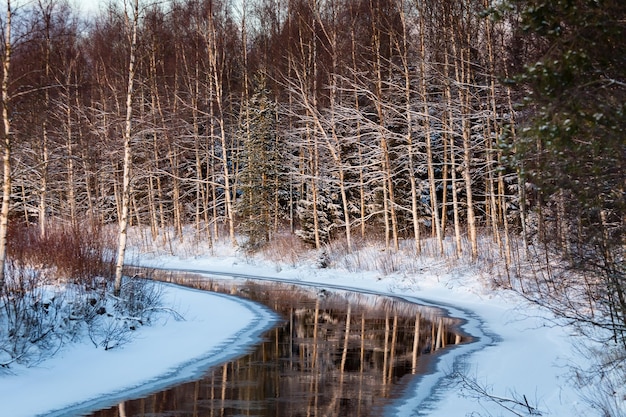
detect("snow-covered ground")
[133,251,593,417]
[0,239,612,417]
[0,282,279,417]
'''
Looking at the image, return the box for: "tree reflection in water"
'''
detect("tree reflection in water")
[89,273,468,417]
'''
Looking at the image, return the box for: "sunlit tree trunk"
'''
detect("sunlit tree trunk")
[205,9,236,247]
[147,40,165,242]
[0,0,13,292]
[38,1,52,238]
[396,0,421,253]
[65,70,77,226]
[349,4,367,239]
[443,31,463,258]
[192,73,204,240]
[371,7,398,250]
[503,62,528,253]
[78,96,95,222]
[484,5,512,266]
[114,0,139,296]
[308,124,322,249]
[460,60,478,259]
[449,11,478,259]
[417,4,443,253]
[320,2,352,252]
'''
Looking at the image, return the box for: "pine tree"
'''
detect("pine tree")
[238,75,281,251]
[295,190,339,248]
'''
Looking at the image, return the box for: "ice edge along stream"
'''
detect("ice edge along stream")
[146,266,497,417]
[48,265,494,417]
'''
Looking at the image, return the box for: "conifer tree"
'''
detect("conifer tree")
[509,0,626,343]
[238,75,281,251]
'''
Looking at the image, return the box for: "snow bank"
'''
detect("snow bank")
[0,242,605,417]
[0,283,278,417]
[135,252,595,417]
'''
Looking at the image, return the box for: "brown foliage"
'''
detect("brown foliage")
[7,221,116,284]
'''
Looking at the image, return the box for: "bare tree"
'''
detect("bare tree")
[394,0,422,253]
[114,0,140,296]
[201,1,238,247]
[417,1,444,254]
[0,0,12,292]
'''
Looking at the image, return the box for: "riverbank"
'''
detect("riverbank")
[0,283,278,417]
[134,247,598,417]
[0,239,613,417]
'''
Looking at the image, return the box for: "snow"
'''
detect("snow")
[132,252,592,417]
[0,283,279,417]
[0,241,608,417]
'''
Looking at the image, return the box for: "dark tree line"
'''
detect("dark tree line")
[506,0,626,347]
[0,0,623,347]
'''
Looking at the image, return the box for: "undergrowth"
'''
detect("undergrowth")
[0,221,164,369]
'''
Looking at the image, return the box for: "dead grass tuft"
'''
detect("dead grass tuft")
[260,232,308,267]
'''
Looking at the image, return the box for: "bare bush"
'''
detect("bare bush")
[7,220,116,284]
[114,276,163,321]
[87,314,134,351]
[259,232,307,268]
[0,221,165,367]
[0,262,66,367]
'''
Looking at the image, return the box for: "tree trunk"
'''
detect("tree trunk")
[449,16,478,259]
[397,0,421,253]
[418,5,443,253]
[206,13,236,247]
[114,0,139,296]
[442,45,462,257]
[0,1,12,292]
[372,18,398,251]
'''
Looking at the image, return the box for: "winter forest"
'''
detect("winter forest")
[0,0,624,412]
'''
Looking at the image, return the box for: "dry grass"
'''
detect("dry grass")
[259,232,308,267]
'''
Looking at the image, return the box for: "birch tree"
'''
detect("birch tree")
[114,0,140,296]
[0,0,12,291]
[202,1,237,247]
[394,0,422,253]
[416,0,443,253]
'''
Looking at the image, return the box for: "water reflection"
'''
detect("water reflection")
[88,273,467,417]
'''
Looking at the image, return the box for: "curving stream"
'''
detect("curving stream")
[85,269,476,417]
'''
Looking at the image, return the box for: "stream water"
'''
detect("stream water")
[86,272,468,417]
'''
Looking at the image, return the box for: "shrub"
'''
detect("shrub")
[0,221,163,367]
[7,220,116,284]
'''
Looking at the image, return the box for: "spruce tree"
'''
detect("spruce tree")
[509,0,626,343]
[238,75,281,251]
